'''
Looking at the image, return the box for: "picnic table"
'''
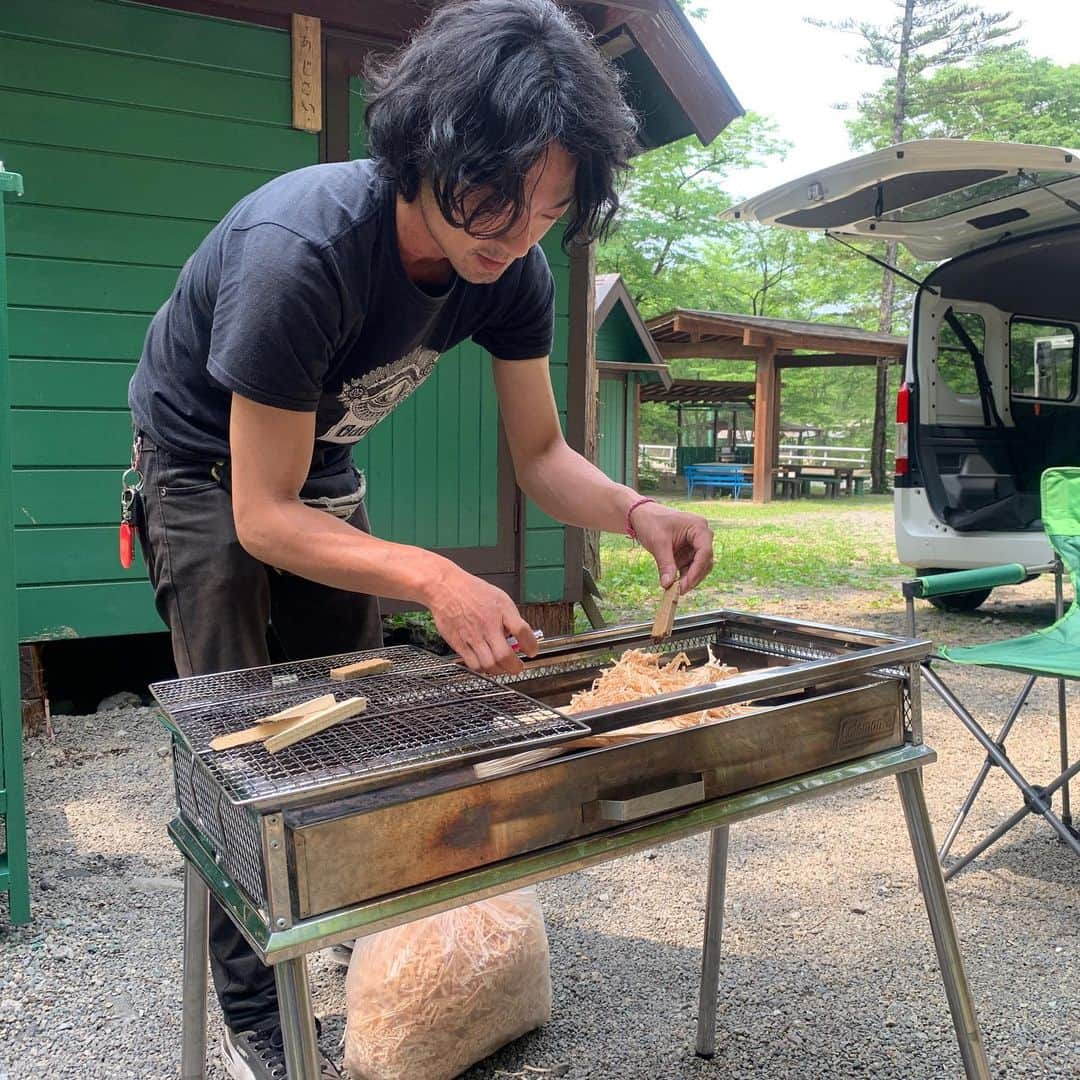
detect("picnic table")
[776,464,866,499]
[684,463,752,499]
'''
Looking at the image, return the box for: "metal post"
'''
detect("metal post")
[181,863,210,1080]
[938,675,1037,861]
[275,957,321,1079]
[1053,562,1073,829]
[895,770,991,1080]
[695,826,729,1059]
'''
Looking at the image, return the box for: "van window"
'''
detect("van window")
[1009,320,1077,401]
[937,311,986,396]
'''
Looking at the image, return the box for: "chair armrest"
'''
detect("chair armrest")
[902,563,1027,600]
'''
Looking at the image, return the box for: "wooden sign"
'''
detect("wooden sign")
[291,14,322,133]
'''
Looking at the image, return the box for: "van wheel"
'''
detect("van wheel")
[923,569,993,612]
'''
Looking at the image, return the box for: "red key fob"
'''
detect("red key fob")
[119,521,135,569]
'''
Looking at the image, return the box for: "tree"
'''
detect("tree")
[598,115,787,318]
[849,48,1080,148]
[809,0,1020,492]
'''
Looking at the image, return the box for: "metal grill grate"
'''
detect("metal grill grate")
[172,740,266,903]
[153,646,587,806]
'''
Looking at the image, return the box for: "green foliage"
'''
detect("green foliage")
[596,495,901,623]
[598,116,788,318]
[849,48,1080,148]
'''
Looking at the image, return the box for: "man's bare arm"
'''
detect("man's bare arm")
[228,394,536,673]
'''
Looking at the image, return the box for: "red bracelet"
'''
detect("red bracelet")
[625,496,657,540]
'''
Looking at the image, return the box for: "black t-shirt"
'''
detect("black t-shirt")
[128,159,555,477]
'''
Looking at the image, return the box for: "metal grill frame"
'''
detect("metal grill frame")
[163,611,929,915]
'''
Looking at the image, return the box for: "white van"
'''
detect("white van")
[725,140,1080,609]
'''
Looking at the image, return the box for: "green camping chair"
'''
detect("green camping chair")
[902,467,1080,879]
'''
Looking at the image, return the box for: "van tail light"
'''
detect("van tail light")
[895,383,910,478]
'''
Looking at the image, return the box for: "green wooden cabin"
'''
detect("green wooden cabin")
[594,273,670,488]
[1,0,741,646]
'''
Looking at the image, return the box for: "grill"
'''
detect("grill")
[160,612,926,921]
[152,644,588,808]
[169,612,994,1080]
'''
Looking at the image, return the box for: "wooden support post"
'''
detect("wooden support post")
[291,14,322,132]
[752,339,777,503]
[568,241,598,583]
[632,381,641,490]
[771,362,782,488]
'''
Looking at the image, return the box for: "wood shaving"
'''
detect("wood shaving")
[564,647,745,739]
[473,649,746,778]
[343,889,551,1080]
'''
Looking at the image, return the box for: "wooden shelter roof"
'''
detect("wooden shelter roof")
[640,379,754,405]
[647,309,908,360]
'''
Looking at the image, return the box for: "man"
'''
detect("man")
[129,0,714,1076]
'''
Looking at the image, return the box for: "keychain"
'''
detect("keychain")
[119,435,144,569]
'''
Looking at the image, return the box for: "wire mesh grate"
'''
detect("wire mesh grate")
[153,646,587,806]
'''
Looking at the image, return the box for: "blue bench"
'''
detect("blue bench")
[684,463,751,499]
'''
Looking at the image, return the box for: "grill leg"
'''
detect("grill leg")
[896,770,990,1080]
[275,957,321,1079]
[695,826,729,1059]
[181,863,210,1080]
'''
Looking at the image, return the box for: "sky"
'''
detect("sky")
[694,0,1080,198]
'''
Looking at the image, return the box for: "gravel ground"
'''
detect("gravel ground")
[1,585,1078,1079]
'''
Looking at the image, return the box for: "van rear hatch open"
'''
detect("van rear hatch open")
[722,139,1080,260]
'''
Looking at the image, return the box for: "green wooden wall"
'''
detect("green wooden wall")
[1,0,319,640]
[596,304,651,366]
[597,377,627,484]
[2,0,574,641]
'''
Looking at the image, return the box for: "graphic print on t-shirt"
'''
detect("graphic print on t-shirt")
[319,345,440,444]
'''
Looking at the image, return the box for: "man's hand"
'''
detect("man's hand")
[422,565,538,676]
[627,502,714,594]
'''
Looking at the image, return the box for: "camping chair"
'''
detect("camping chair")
[902,467,1080,879]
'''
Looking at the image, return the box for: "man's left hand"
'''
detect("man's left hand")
[628,502,714,594]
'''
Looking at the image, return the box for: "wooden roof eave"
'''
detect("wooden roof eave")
[164,2,742,148]
[647,309,908,360]
[577,1,744,146]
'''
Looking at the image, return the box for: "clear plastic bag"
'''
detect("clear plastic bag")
[343,888,552,1080]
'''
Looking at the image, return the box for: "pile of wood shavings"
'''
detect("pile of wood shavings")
[566,647,744,733]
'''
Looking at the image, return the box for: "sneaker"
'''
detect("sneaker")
[221,1026,343,1080]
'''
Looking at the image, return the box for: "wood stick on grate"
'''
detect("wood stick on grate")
[209,715,315,752]
[651,579,680,642]
[330,657,393,680]
[210,693,337,750]
[256,693,336,724]
[263,695,368,754]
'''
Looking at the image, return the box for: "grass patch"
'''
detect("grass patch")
[595,494,905,623]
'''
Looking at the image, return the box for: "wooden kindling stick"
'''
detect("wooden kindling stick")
[330,657,393,680]
[209,693,365,753]
[263,695,367,754]
[651,578,681,642]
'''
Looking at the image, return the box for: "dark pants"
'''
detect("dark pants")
[135,438,382,1032]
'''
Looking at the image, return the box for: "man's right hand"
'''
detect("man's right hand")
[423,565,538,676]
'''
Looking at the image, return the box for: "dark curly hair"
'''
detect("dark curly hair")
[364,0,638,247]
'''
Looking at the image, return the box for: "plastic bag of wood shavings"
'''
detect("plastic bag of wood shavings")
[343,888,552,1080]
[564,647,745,742]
